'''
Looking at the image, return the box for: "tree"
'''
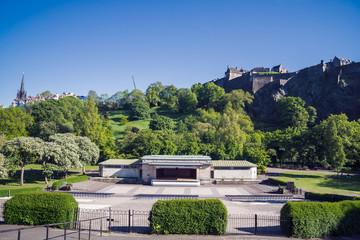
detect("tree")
[159,85,178,110]
[177,88,197,113]
[0,107,33,139]
[129,101,150,120]
[276,96,310,129]
[223,89,253,113]
[191,82,225,110]
[145,81,163,107]
[0,153,8,178]
[3,137,43,186]
[129,89,144,104]
[74,96,116,160]
[37,90,52,99]
[324,120,346,174]
[75,135,100,173]
[149,115,175,131]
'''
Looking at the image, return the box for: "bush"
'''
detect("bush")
[52,181,61,190]
[4,191,78,226]
[149,199,227,235]
[305,192,360,202]
[280,201,360,238]
[129,102,150,120]
[0,187,42,197]
[268,177,287,186]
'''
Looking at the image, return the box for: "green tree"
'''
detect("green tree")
[223,89,253,113]
[191,82,225,110]
[74,97,116,160]
[129,89,145,104]
[276,97,317,129]
[324,120,346,174]
[3,137,43,186]
[145,81,163,107]
[149,115,175,131]
[0,107,33,139]
[159,85,178,110]
[0,153,8,178]
[177,88,197,113]
[129,101,150,120]
[37,90,52,99]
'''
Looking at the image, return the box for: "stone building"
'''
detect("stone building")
[99,155,258,186]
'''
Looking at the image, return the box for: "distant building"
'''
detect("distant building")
[251,67,270,73]
[271,64,289,73]
[225,66,246,80]
[99,155,258,186]
[330,56,354,67]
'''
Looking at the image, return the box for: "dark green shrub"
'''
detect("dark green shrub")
[149,199,227,235]
[52,181,60,190]
[0,187,42,197]
[305,192,360,202]
[4,191,78,226]
[280,201,360,238]
[268,177,287,186]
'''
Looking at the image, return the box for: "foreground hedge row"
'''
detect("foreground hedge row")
[4,192,78,226]
[51,174,88,190]
[305,192,360,202]
[149,199,227,235]
[280,201,360,238]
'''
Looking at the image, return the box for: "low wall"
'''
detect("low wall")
[215,179,261,185]
[89,177,139,184]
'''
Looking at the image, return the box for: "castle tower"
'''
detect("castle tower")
[16,73,27,101]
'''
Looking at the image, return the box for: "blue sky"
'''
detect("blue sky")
[1,0,360,107]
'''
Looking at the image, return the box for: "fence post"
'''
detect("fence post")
[108,207,111,233]
[46,225,49,240]
[254,214,258,235]
[78,222,81,240]
[88,220,92,240]
[64,224,67,240]
[128,209,131,233]
[100,218,103,236]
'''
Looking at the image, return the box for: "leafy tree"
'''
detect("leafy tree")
[75,135,100,173]
[0,107,33,139]
[306,106,317,127]
[177,88,197,113]
[276,96,310,129]
[324,120,346,174]
[159,85,178,110]
[149,115,175,131]
[74,96,116,160]
[191,82,225,110]
[3,137,43,186]
[37,90,52,99]
[0,153,8,178]
[129,101,150,120]
[223,89,253,113]
[88,90,99,103]
[145,81,163,107]
[129,89,144,104]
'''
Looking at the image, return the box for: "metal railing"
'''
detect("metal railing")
[0,216,107,240]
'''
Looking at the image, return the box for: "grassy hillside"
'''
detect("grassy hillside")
[107,108,194,140]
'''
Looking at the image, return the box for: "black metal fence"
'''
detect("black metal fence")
[0,205,292,237]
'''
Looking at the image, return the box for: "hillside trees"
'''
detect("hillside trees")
[0,107,33,139]
[75,96,116,160]
[0,153,8,178]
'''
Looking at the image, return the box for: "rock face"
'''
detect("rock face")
[212,62,360,121]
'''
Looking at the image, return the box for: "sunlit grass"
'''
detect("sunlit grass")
[276,172,360,195]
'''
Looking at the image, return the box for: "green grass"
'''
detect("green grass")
[107,108,195,140]
[275,172,360,196]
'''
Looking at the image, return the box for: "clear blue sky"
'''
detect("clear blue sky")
[1,0,359,107]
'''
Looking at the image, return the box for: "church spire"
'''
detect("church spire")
[17,73,27,101]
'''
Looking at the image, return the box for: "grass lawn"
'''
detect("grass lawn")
[107,108,195,140]
[275,172,360,196]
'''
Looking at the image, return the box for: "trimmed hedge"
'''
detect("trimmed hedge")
[149,199,227,235]
[305,192,360,202]
[0,187,42,197]
[4,191,78,226]
[280,201,360,238]
[268,177,288,186]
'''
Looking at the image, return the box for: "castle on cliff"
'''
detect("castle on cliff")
[211,56,355,94]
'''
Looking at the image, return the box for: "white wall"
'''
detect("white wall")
[101,166,140,178]
[214,167,257,180]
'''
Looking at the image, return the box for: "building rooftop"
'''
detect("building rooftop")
[142,155,212,160]
[99,159,141,166]
[212,160,257,167]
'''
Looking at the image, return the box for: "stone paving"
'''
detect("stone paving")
[73,181,278,198]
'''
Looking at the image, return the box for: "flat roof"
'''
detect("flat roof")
[142,155,212,160]
[212,160,257,167]
[99,159,141,166]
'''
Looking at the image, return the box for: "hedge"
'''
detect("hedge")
[268,178,288,186]
[0,187,42,197]
[305,192,360,202]
[4,191,78,226]
[280,201,360,238]
[149,199,227,235]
